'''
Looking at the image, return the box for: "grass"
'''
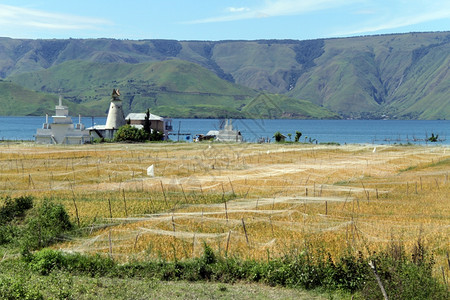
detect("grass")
[0,142,448,297]
[0,259,333,300]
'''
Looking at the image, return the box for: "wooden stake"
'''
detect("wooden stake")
[28,174,36,189]
[134,231,140,250]
[225,230,231,257]
[70,183,80,227]
[224,199,229,224]
[368,261,389,300]
[242,218,249,247]
[228,177,235,196]
[441,266,447,286]
[361,182,369,201]
[199,183,204,197]
[342,189,352,210]
[180,183,188,203]
[108,230,113,259]
[122,189,128,216]
[244,187,250,199]
[192,233,196,257]
[160,180,168,206]
[108,198,112,219]
[201,209,204,232]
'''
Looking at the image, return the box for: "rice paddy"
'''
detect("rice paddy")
[0,141,448,278]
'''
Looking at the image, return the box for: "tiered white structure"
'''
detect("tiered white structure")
[216,119,242,142]
[35,94,90,144]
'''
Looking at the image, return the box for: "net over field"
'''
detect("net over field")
[0,142,448,272]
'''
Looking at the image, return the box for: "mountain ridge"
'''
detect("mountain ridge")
[0,32,448,119]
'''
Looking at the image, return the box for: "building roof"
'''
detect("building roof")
[126,113,166,121]
[206,130,219,136]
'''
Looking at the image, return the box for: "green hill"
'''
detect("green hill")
[6,60,337,119]
[1,32,449,119]
[0,80,98,116]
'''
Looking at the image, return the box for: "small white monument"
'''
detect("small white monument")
[216,119,243,142]
[35,94,90,144]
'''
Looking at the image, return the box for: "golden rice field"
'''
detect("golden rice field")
[0,141,448,276]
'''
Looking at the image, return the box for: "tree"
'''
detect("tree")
[295,131,302,142]
[144,109,151,135]
[428,133,439,142]
[287,133,292,141]
[274,131,283,142]
[114,125,149,142]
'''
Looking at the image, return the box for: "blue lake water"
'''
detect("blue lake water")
[0,116,448,145]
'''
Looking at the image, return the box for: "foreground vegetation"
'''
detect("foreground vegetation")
[0,142,448,298]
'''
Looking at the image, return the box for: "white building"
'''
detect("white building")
[89,89,126,139]
[125,112,173,141]
[35,94,90,144]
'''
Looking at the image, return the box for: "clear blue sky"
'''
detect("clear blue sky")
[1,0,449,41]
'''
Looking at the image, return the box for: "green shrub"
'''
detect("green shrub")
[362,240,448,300]
[114,125,149,142]
[273,131,283,142]
[28,248,67,275]
[149,130,164,141]
[330,252,368,292]
[0,196,33,225]
[26,249,117,277]
[65,253,115,277]
[0,224,20,245]
[0,196,33,246]
[22,201,73,250]
[0,275,44,299]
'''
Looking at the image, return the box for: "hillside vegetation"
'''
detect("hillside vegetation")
[0,80,103,116]
[6,60,337,119]
[0,32,449,119]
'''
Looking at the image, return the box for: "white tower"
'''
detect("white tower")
[105,89,126,129]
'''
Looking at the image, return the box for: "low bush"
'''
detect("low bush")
[114,125,149,142]
[28,248,67,275]
[0,196,33,246]
[0,275,43,299]
[21,241,448,299]
[22,200,73,251]
[0,196,33,225]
